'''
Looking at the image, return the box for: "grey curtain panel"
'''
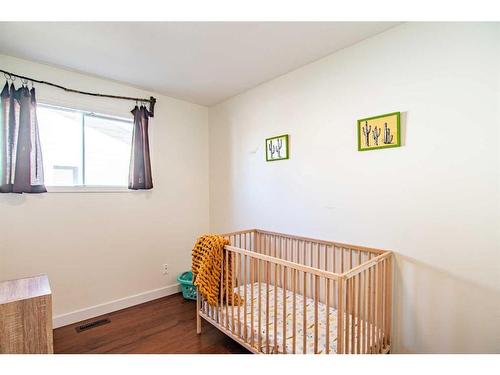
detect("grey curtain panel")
[128,105,153,190]
[0,82,46,193]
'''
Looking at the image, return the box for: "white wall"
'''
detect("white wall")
[0,55,209,324]
[209,23,500,353]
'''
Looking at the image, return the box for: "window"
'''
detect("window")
[37,104,133,188]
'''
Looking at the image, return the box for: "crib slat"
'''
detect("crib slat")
[268,234,271,256]
[365,269,370,354]
[282,266,287,354]
[370,266,375,353]
[210,273,214,321]
[286,239,291,288]
[337,278,344,354]
[349,248,353,271]
[207,294,210,321]
[374,263,379,353]
[300,239,303,265]
[387,258,392,345]
[356,271,361,353]
[269,234,273,257]
[314,275,319,354]
[207,291,211,321]
[298,239,301,263]
[225,250,229,330]
[378,261,383,352]
[386,259,390,350]
[309,242,313,297]
[317,243,320,270]
[360,271,365,354]
[292,268,297,354]
[351,276,355,353]
[325,245,328,273]
[378,262,383,352]
[258,259,262,350]
[384,259,389,350]
[278,237,282,288]
[196,289,201,334]
[345,278,350,353]
[243,254,248,341]
[333,246,337,274]
[380,260,385,350]
[373,266,377,353]
[367,267,372,353]
[274,263,278,353]
[266,260,270,354]
[263,233,266,255]
[212,294,216,321]
[250,257,254,347]
[375,263,378,353]
[303,271,307,354]
[325,278,330,354]
[201,292,208,314]
[352,275,356,354]
[219,251,224,325]
[340,248,344,273]
[365,268,369,353]
[365,269,369,354]
[237,253,241,338]
[231,251,235,334]
[302,240,306,271]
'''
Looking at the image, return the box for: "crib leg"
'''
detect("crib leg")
[196,291,202,334]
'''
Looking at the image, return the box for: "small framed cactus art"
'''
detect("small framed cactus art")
[266,134,289,161]
[357,112,401,151]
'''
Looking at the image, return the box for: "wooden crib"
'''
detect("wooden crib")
[196,229,393,354]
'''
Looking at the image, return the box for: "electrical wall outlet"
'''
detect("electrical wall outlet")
[162,264,169,275]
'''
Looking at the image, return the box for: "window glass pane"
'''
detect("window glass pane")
[38,106,83,186]
[84,115,132,186]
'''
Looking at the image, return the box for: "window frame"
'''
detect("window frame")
[38,103,135,193]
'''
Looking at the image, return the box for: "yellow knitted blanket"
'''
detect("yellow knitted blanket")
[192,234,241,307]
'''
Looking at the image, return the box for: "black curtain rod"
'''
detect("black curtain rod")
[1,68,157,117]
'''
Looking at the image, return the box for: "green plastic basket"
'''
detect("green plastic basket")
[177,271,197,300]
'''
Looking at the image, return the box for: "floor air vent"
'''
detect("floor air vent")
[76,318,111,333]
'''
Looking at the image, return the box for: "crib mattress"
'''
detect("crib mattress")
[205,282,351,354]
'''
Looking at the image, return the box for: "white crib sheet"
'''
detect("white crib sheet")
[212,282,347,353]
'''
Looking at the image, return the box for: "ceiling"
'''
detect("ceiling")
[0,22,399,106]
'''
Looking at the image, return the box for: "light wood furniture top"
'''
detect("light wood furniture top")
[0,274,53,354]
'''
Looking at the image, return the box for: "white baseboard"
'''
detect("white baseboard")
[53,283,181,328]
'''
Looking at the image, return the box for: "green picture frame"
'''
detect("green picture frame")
[357,112,401,151]
[266,134,289,161]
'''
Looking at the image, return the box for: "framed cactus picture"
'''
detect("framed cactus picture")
[266,134,289,161]
[357,112,401,151]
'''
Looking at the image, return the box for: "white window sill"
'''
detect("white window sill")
[46,186,134,193]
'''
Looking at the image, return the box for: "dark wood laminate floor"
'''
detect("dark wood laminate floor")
[54,293,249,354]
